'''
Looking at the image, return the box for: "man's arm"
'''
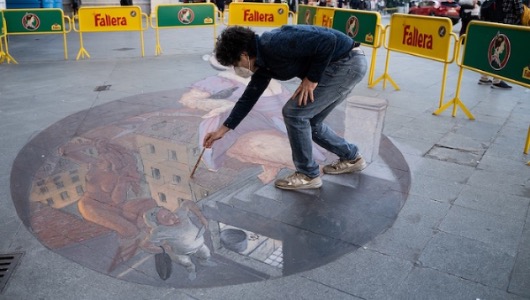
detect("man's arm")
[203,73,270,147]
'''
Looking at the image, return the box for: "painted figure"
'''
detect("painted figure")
[59,138,156,270]
[142,202,215,280]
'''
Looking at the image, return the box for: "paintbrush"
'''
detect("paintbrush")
[190,148,206,178]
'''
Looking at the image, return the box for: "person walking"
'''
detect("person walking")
[215,0,225,15]
[203,25,368,190]
[458,0,480,38]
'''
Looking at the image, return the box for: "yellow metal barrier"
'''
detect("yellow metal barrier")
[73,6,148,60]
[151,3,217,56]
[314,6,335,28]
[436,21,530,122]
[329,7,383,86]
[523,126,530,154]
[372,14,457,114]
[297,5,384,87]
[0,10,16,64]
[2,9,71,62]
[227,2,290,27]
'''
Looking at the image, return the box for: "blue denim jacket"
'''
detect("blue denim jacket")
[223,25,355,129]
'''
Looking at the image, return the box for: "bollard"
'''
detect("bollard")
[344,95,388,164]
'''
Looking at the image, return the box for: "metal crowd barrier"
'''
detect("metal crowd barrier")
[435,20,530,120]
[1,8,71,63]
[436,20,530,156]
[73,6,148,60]
[0,10,16,63]
[150,3,217,56]
[372,13,458,113]
[297,5,384,86]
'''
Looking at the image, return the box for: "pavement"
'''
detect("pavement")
[1,15,530,300]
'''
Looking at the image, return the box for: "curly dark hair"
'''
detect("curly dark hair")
[215,26,257,66]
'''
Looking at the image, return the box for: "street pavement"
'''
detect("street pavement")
[0,15,529,300]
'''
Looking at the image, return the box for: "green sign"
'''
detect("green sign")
[463,21,530,87]
[332,10,379,47]
[297,5,316,25]
[157,4,216,27]
[4,9,65,34]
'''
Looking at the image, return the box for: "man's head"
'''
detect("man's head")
[215,26,257,67]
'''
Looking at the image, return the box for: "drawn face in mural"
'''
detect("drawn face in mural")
[156,207,181,226]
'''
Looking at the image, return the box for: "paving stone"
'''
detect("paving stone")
[452,120,503,142]
[394,266,527,300]
[365,219,435,262]
[411,156,475,182]
[478,154,530,176]
[408,173,465,204]
[392,194,451,229]
[436,132,491,151]
[508,210,530,298]
[466,169,529,198]
[185,276,362,300]
[439,206,524,256]
[387,136,435,156]
[425,145,484,167]
[302,248,413,299]
[390,125,445,145]
[419,231,514,289]
[455,185,530,221]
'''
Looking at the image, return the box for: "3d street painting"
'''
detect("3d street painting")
[10,61,411,288]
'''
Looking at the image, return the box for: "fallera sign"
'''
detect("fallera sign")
[228,3,289,27]
[388,14,453,62]
[78,6,143,32]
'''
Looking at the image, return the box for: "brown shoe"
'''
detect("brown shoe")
[323,154,367,175]
[274,172,322,190]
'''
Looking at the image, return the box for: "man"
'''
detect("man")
[203,25,367,190]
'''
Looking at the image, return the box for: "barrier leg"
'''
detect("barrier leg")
[140,30,145,57]
[76,32,90,60]
[1,36,18,64]
[155,28,162,56]
[524,126,530,154]
[63,32,68,60]
[368,47,378,86]
[433,66,474,120]
[438,62,449,108]
[369,48,399,90]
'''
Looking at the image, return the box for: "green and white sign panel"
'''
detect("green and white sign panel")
[4,9,64,34]
[156,3,215,28]
[463,20,530,87]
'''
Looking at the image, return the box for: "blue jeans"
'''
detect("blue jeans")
[282,50,367,178]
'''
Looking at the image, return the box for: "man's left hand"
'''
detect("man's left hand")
[292,78,318,106]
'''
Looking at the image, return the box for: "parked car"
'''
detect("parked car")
[408,0,460,25]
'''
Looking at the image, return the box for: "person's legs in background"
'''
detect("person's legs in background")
[491,78,512,89]
[478,74,512,89]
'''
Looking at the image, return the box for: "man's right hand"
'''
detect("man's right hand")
[203,125,230,148]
